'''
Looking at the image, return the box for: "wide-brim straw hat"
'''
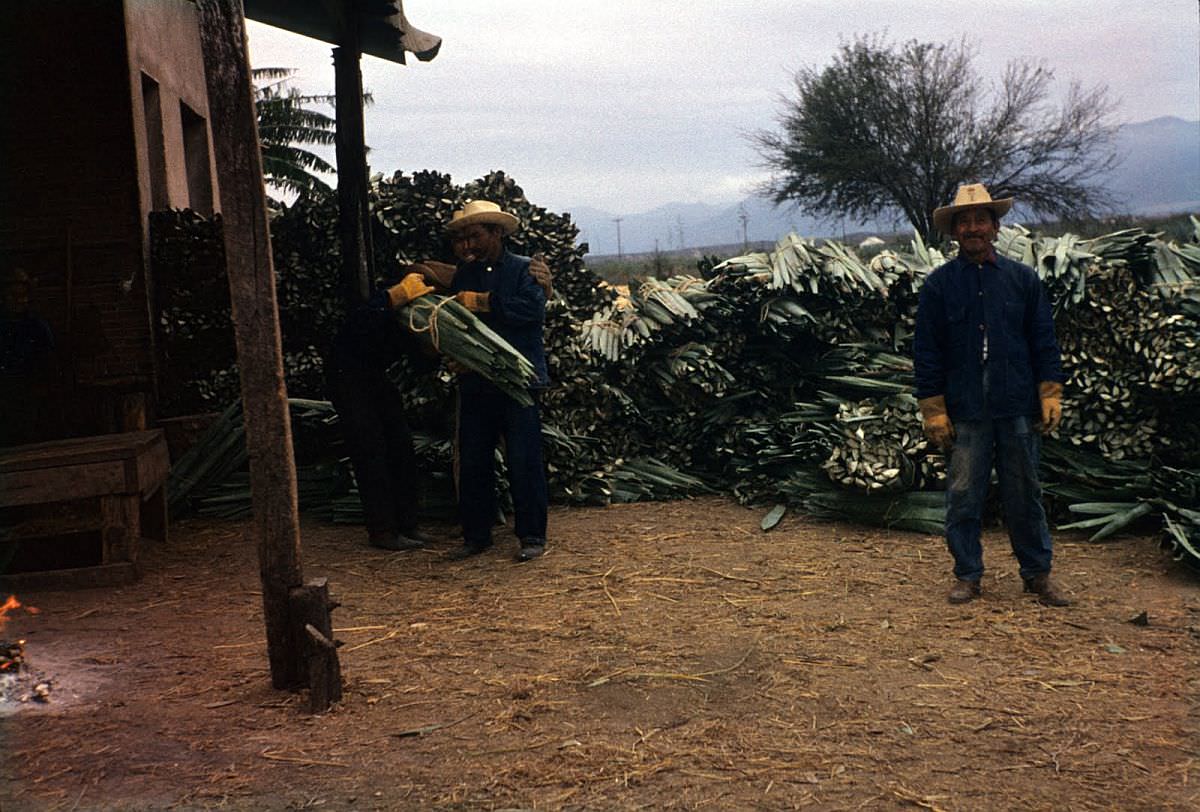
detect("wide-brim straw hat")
[446,200,520,235]
[932,183,1013,235]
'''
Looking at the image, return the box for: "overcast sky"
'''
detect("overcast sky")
[246,0,1200,215]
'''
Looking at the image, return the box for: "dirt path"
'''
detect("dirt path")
[1,497,1197,811]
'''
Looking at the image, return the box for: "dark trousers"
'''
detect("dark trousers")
[456,388,548,547]
[328,368,420,537]
[944,415,1054,581]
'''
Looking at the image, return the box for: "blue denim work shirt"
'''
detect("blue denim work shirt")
[451,248,549,393]
[913,252,1064,421]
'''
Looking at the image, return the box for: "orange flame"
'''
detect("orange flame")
[0,595,21,633]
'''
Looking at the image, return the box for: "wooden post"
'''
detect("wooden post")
[100,493,139,565]
[197,0,305,690]
[333,24,373,306]
[305,624,341,713]
[291,578,343,713]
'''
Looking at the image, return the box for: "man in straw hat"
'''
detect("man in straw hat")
[913,183,1069,606]
[423,200,551,563]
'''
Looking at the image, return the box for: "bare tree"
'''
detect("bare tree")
[752,35,1121,242]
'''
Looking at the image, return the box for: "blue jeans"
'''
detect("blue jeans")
[456,387,548,548]
[944,415,1053,582]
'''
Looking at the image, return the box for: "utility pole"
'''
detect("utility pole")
[738,203,749,251]
[613,217,624,259]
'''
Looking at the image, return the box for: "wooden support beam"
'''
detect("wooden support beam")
[196,0,305,690]
[100,493,139,564]
[333,26,374,306]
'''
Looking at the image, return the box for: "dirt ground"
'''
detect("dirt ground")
[1,496,1197,811]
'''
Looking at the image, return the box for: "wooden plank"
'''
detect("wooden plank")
[0,430,164,473]
[135,434,171,491]
[0,561,138,591]
[0,460,128,507]
[0,511,100,541]
[0,431,166,507]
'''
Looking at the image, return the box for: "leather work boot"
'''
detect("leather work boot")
[947,579,981,604]
[446,542,491,561]
[399,528,433,545]
[369,532,423,552]
[1024,573,1071,607]
[516,539,546,562]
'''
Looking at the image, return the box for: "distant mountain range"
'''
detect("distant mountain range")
[571,117,1200,257]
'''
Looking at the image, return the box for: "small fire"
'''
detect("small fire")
[1,595,28,675]
[0,640,22,673]
[0,594,35,634]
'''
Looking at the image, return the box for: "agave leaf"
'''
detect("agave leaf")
[1089,502,1154,542]
[761,503,787,532]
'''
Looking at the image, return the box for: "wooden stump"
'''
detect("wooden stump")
[289,578,342,713]
[305,624,341,714]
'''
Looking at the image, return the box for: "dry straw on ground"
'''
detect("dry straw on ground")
[1,497,1197,810]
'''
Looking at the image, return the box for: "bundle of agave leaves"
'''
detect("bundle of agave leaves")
[570,218,1200,567]
[169,173,1200,571]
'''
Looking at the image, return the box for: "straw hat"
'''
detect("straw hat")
[932,183,1013,235]
[446,200,520,235]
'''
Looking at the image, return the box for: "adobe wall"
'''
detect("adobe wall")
[0,4,167,442]
[124,0,220,217]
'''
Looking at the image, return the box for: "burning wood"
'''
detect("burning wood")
[0,639,24,673]
[0,594,51,706]
[0,594,19,622]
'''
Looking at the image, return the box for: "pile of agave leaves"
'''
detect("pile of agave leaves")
[167,172,1200,572]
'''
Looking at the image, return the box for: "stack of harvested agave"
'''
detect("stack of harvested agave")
[180,165,1200,570]
[565,218,1199,568]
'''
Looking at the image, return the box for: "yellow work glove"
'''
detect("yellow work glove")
[918,395,955,451]
[1039,381,1063,434]
[454,290,491,313]
[387,273,434,309]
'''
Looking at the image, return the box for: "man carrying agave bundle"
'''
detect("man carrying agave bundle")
[418,200,551,563]
[913,184,1070,606]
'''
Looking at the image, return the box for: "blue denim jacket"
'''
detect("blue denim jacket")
[452,249,549,392]
[913,252,1063,420]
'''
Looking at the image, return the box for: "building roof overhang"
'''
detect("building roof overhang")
[243,0,440,64]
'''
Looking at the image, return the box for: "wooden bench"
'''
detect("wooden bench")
[0,430,169,588]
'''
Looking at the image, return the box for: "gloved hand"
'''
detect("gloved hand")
[918,395,955,451]
[387,273,434,309]
[1039,381,1063,434]
[530,253,553,297]
[454,290,491,312]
